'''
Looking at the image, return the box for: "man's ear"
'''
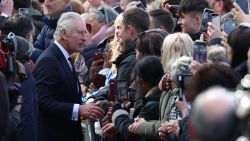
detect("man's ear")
[194,15,201,26]
[127,25,136,36]
[60,29,68,40]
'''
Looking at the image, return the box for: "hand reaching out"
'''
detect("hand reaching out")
[207,22,223,42]
[128,117,145,134]
[102,123,118,137]
[79,103,104,121]
[158,120,180,140]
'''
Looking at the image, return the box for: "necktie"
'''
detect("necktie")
[68,57,75,72]
[68,57,80,93]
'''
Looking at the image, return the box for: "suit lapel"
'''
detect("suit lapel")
[50,44,77,91]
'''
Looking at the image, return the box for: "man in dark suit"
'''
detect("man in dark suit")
[33,12,104,141]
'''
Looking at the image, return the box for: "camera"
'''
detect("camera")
[0,32,16,76]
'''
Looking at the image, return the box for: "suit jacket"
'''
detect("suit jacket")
[0,71,9,141]
[33,43,83,141]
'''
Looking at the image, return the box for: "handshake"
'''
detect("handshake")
[78,101,112,121]
[78,103,105,121]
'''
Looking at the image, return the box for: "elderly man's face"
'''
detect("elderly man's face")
[64,18,87,54]
[43,0,69,16]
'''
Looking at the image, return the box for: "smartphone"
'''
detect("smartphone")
[224,18,236,34]
[18,8,30,15]
[200,8,214,32]
[177,75,184,100]
[109,79,116,101]
[194,41,207,63]
[116,80,128,103]
[211,13,220,29]
[177,74,192,100]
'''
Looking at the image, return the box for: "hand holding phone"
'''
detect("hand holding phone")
[109,79,116,101]
[207,22,223,41]
[200,8,214,32]
[116,80,128,103]
[176,74,192,100]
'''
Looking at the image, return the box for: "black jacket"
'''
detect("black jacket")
[113,41,136,84]
[0,71,9,141]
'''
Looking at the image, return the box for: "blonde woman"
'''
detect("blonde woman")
[161,32,194,73]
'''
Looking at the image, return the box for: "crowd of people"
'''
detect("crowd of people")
[0,0,250,141]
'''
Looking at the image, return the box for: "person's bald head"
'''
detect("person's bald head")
[191,87,237,141]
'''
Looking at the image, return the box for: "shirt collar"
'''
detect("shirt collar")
[54,40,70,60]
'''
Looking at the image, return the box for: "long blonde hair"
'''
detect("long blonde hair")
[161,32,194,72]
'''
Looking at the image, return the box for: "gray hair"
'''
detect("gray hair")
[171,56,193,81]
[94,6,118,27]
[53,12,83,41]
[207,45,229,66]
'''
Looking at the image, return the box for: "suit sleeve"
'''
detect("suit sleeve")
[0,72,9,135]
[34,57,74,120]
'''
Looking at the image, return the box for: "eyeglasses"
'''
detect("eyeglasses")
[86,23,92,33]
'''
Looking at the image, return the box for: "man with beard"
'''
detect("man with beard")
[113,8,149,84]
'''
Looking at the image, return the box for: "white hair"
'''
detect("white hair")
[53,12,84,41]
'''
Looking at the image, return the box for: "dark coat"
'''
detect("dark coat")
[179,116,193,141]
[113,41,136,84]
[80,44,99,85]
[234,60,248,79]
[16,62,38,141]
[33,43,83,141]
[34,6,72,51]
[0,71,9,141]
